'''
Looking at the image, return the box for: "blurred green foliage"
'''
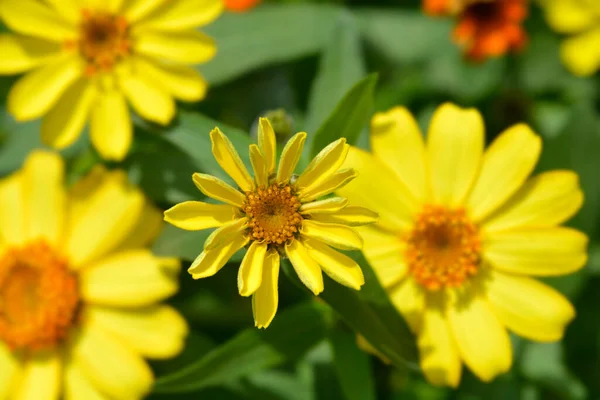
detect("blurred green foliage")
[1,0,599,399]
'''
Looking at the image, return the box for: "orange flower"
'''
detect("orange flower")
[424,0,528,61]
[225,0,261,12]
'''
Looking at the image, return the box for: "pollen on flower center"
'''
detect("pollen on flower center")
[242,183,303,245]
[71,10,132,77]
[405,205,481,291]
[0,241,80,352]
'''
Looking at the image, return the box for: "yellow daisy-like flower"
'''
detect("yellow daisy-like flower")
[164,118,377,329]
[0,0,222,160]
[542,0,600,76]
[339,103,588,386]
[0,150,187,400]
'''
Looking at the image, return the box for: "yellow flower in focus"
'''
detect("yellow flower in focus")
[0,151,187,400]
[164,119,377,328]
[339,103,588,386]
[543,0,600,76]
[0,0,223,160]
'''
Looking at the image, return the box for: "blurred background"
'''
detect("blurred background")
[1,0,599,399]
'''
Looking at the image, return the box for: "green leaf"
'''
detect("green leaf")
[355,10,451,64]
[520,342,587,400]
[153,302,331,393]
[152,224,244,263]
[330,331,376,400]
[201,4,339,85]
[304,10,366,136]
[310,74,377,157]
[156,111,252,187]
[282,252,419,369]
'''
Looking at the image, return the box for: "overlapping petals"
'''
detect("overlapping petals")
[341,103,587,386]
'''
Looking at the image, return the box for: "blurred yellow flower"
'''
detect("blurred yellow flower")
[340,103,588,386]
[0,150,187,399]
[164,118,377,328]
[0,0,223,160]
[543,0,600,76]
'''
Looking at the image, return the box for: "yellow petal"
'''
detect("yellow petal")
[210,128,254,192]
[80,250,179,306]
[371,106,428,202]
[298,168,358,202]
[204,217,248,250]
[164,201,235,231]
[188,234,249,279]
[338,146,416,232]
[258,118,277,174]
[12,354,61,400]
[1,0,77,42]
[8,56,82,121]
[303,238,364,290]
[192,173,246,208]
[300,219,363,251]
[0,34,60,74]
[135,29,216,64]
[427,103,484,207]
[122,0,166,22]
[130,57,207,102]
[0,172,26,245]
[253,250,280,329]
[90,90,133,161]
[311,206,378,226]
[560,27,600,77]
[238,241,268,296]
[482,171,583,233]
[65,170,144,266]
[389,278,425,332]
[295,138,348,192]
[249,144,268,187]
[117,201,164,251]
[64,361,105,400]
[22,151,65,246]
[418,305,461,388]
[358,225,407,288]
[84,305,188,359]
[0,343,20,399]
[466,124,542,222]
[42,78,96,150]
[300,197,348,214]
[285,239,324,295]
[134,0,223,31]
[277,132,306,184]
[447,291,512,382]
[486,270,575,342]
[484,227,588,276]
[71,325,153,400]
[544,0,596,33]
[44,0,80,23]
[121,76,175,125]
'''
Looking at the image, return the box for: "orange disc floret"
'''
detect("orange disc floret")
[243,183,303,246]
[225,0,261,12]
[405,205,481,291]
[77,10,132,76]
[0,241,80,352]
[423,0,459,15]
[453,0,528,61]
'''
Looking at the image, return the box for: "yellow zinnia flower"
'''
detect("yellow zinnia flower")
[542,0,600,76]
[339,103,588,386]
[164,118,377,328]
[0,0,222,160]
[0,150,187,399]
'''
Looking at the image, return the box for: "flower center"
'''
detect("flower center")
[405,205,481,291]
[0,241,80,352]
[243,183,303,245]
[72,10,131,76]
